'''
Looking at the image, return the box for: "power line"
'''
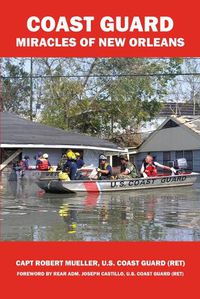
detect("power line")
[1,72,200,80]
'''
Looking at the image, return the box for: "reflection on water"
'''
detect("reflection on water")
[0,177,200,241]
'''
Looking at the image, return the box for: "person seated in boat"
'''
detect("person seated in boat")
[62,150,78,180]
[97,154,112,180]
[35,152,43,168]
[118,155,138,179]
[36,153,51,171]
[75,152,85,169]
[44,153,53,171]
[140,155,176,178]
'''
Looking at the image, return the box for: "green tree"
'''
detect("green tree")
[2,58,31,116]
[41,77,83,130]
[37,58,183,146]
[76,58,183,141]
[38,58,95,130]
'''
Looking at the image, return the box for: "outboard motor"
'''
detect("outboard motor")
[174,158,188,170]
[168,158,188,174]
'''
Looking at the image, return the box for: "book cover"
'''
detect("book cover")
[0,0,199,298]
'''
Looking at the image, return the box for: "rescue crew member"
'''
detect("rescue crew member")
[97,154,112,180]
[43,153,51,168]
[118,155,138,179]
[35,152,43,168]
[75,152,85,169]
[13,155,30,179]
[140,155,176,177]
[57,152,68,170]
[63,150,78,180]
[19,155,30,170]
[36,153,51,171]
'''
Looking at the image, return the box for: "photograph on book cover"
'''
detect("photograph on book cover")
[0,57,200,241]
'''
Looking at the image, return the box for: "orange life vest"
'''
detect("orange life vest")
[37,159,49,171]
[144,164,157,177]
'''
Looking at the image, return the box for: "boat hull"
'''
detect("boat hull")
[37,173,200,194]
[7,170,59,181]
[7,167,94,181]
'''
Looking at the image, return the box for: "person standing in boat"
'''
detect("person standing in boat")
[57,152,68,170]
[12,155,30,179]
[97,154,112,180]
[118,155,138,179]
[19,155,30,170]
[75,152,85,169]
[63,150,78,180]
[140,155,176,178]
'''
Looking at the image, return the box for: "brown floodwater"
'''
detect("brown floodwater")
[0,177,200,241]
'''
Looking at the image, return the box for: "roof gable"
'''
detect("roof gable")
[161,119,179,129]
[138,116,200,152]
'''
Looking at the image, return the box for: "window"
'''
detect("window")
[162,151,172,172]
[176,151,184,159]
[184,151,193,171]
[163,151,171,166]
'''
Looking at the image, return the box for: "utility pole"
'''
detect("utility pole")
[193,94,196,116]
[82,58,98,89]
[30,57,33,120]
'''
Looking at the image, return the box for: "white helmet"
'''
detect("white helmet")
[43,153,48,159]
[99,154,107,160]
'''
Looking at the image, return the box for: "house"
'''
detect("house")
[0,112,125,170]
[159,101,200,117]
[135,115,200,172]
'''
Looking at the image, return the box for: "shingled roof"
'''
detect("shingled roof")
[0,112,123,152]
[173,115,200,135]
[138,115,200,152]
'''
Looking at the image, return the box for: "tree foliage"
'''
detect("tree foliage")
[1,57,184,146]
[2,59,31,116]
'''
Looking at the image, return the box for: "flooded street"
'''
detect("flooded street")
[1,177,200,241]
